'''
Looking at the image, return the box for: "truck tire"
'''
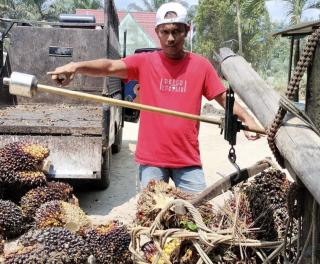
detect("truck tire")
[112,127,123,154]
[92,148,111,190]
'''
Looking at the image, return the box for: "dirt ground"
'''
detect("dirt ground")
[76,101,274,225]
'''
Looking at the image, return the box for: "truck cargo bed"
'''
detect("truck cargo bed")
[0,104,103,135]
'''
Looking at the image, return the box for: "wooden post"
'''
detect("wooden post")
[219,47,320,206]
[303,42,320,263]
[219,47,320,263]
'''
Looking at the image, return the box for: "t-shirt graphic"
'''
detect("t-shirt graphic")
[160,78,187,93]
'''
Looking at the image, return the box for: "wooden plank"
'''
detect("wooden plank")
[306,42,320,129]
[0,135,103,179]
[219,48,320,204]
[0,104,103,135]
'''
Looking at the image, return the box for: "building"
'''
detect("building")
[76,9,160,55]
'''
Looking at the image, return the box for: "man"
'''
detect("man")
[48,2,261,193]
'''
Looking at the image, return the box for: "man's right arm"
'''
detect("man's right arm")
[47,59,128,86]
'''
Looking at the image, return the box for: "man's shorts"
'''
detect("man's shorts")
[139,165,207,193]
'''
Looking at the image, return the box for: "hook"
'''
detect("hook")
[228,146,241,182]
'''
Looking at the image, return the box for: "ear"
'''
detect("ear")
[155,26,160,35]
[185,25,190,37]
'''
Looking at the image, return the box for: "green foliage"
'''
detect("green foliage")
[180,220,198,231]
[194,0,234,61]
[128,0,189,12]
[194,0,273,72]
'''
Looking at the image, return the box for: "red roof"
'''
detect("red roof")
[76,9,159,46]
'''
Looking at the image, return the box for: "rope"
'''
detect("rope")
[129,199,285,263]
[267,27,320,167]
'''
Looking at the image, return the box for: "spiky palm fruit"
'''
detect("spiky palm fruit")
[142,239,197,264]
[0,200,25,239]
[0,142,49,197]
[4,227,92,264]
[142,239,180,264]
[242,169,290,241]
[211,192,254,232]
[0,233,4,254]
[0,141,49,173]
[84,221,132,264]
[34,200,91,234]
[136,180,215,228]
[20,181,74,221]
[14,170,47,188]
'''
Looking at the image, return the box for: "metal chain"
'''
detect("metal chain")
[267,27,320,167]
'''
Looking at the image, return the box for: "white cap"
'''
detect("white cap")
[156,2,188,27]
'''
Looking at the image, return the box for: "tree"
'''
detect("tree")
[282,0,320,100]
[73,0,102,9]
[194,0,272,72]
[128,0,189,12]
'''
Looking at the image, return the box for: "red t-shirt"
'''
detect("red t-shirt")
[123,51,226,168]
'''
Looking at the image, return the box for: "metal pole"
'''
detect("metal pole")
[288,36,294,84]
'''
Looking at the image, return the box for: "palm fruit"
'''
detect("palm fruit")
[0,200,25,239]
[211,192,254,232]
[0,233,4,254]
[242,169,290,241]
[34,200,91,234]
[84,221,132,264]
[0,141,49,198]
[208,245,256,264]
[14,170,47,188]
[142,239,198,264]
[4,227,92,264]
[0,141,49,173]
[136,180,215,228]
[20,181,74,221]
[142,239,180,264]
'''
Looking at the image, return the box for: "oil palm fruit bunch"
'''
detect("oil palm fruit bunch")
[242,169,290,241]
[136,180,214,228]
[34,200,91,234]
[4,227,93,264]
[83,221,132,264]
[208,245,256,264]
[210,192,254,233]
[142,239,198,264]
[0,200,25,239]
[0,233,4,254]
[0,141,49,172]
[0,141,49,192]
[20,181,74,221]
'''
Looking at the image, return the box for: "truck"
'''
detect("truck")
[0,0,135,189]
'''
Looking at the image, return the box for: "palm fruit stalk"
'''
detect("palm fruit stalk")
[34,200,91,234]
[136,180,215,228]
[20,181,74,221]
[84,221,133,264]
[0,200,25,239]
[4,227,93,264]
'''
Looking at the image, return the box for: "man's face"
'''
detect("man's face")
[155,23,188,59]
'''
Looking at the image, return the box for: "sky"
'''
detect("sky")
[114,0,320,23]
